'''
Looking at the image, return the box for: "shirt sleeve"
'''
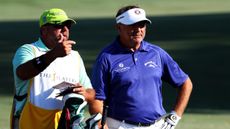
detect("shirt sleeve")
[12,44,35,96]
[160,48,188,87]
[91,54,109,100]
[78,54,93,89]
[13,44,35,71]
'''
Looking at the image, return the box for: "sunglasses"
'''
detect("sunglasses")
[45,23,72,29]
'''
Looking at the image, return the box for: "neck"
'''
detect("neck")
[119,40,141,52]
[40,37,54,49]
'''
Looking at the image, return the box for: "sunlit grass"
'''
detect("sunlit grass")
[1,96,230,129]
[0,0,230,21]
[1,1,230,129]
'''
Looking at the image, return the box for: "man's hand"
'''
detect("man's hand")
[54,40,76,57]
[72,84,96,103]
[51,33,76,58]
[161,112,181,129]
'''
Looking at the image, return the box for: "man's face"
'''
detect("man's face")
[117,21,147,49]
[41,22,72,48]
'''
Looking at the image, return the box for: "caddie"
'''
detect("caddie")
[90,5,193,129]
[10,8,97,129]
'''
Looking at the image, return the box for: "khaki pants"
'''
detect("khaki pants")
[107,117,165,129]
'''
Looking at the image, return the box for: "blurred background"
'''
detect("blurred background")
[0,0,230,129]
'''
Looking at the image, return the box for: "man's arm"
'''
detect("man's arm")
[161,77,192,129]
[173,77,193,117]
[88,99,103,117]
[88,99,107,129]
[16,40,75,80]
[16,50,57,80]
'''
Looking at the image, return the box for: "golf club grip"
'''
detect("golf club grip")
[101,105,108,129]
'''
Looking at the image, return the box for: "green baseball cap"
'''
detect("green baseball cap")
[39,8,76,27]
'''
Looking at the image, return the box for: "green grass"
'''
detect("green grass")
[0,96,13,129]
[1,96,230,129]
[1,0,230,129]
[177,113,230,129]
[0,0,230,21]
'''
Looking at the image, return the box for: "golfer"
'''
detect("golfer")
[90,5,193,129]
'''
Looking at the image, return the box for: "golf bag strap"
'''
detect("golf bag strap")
[11,44,36,129]
[14,93,28,101]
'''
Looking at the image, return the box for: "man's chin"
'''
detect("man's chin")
[131,38,142,44]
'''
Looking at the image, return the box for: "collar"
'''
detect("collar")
[33,38,50,52]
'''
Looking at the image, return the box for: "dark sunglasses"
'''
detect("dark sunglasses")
[46,23,72,29]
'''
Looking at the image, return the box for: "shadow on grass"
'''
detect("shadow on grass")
[0,12,229,112]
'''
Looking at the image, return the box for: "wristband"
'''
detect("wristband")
[33,55,48,71]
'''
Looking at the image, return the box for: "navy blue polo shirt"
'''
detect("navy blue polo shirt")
[91,38,188,123]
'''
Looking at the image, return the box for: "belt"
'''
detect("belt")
[118,119,155,127]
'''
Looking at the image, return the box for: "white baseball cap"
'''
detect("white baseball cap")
[116,8,151,25]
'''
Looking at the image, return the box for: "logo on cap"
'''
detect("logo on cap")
[42,16,47,24]
[134,10,141,15]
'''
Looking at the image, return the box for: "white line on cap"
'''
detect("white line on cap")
[116,8,151,25]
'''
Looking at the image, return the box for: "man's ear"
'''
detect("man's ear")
[116,24,121,32]
[40,26,48,36]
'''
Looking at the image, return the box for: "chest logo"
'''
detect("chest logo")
[144,61,158,68]
[114,63,130,73]
[119,63,124,67]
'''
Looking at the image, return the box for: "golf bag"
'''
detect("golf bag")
[57,92,101,129]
